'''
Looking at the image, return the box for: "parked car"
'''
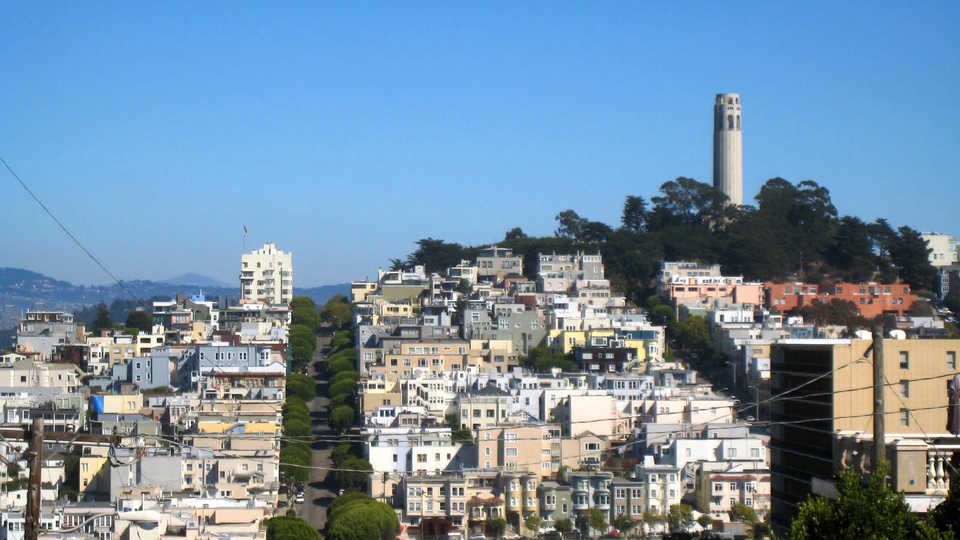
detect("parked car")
[295,493,305,504]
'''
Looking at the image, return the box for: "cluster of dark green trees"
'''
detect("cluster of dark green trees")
[326,328,359,433]
[788,461,960,540]
[329,441,372,492]
[281,298,321,482]
[280,387,312,483]
[84,302,155,337]
[289,297,321,373]
[265,515,322,540]
[324,492,399,540]
[290,294,353,372]
[394,178,940,303]
[323,327,373,491]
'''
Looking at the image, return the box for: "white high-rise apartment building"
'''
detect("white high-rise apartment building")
[240,242,293,305]
[921,233,960,267]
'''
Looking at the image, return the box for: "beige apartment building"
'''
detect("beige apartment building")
[402,475,469,526]
[350,280,378,303]
[359,377,403,416]
[458,395,511,432]
[476,424,609,476]
[366,338,520,381]
[371,340,470,380]
[0,359,82,392]
[770,337,960,531]
[553,393,625,438]
[696,464,771,522]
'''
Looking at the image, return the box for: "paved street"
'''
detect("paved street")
[302,333,336,531]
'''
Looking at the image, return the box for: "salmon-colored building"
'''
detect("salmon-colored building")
[764,281,917,318]
[665,280,763,307]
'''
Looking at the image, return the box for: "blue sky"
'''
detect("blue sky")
[1,2,958,287]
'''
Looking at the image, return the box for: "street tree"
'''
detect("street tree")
[613,514,636,537]
[485,518,507,539]
[125,310,153,333]
[90,303,113,336]
[788,462,932,539]
[667,503,694,532]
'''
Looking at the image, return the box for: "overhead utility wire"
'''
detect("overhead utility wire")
[1,157,136,299]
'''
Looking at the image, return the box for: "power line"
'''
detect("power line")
[1,157,136,299]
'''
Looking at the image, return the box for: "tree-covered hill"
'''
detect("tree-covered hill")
[393,177,938,304]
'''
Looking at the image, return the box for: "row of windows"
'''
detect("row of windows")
[716,113,742,131]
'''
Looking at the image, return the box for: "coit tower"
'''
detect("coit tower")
[712,92,743,205]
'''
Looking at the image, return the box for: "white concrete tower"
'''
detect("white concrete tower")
[712,92,743,205]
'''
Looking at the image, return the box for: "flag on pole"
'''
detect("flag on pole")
[243,225,248,238]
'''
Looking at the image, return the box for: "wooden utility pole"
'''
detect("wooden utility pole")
[872,324,885,474]
[26,417,43,540]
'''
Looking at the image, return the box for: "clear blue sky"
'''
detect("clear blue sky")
[2,2,958,287]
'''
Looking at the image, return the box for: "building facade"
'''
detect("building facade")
[240,242,293,305]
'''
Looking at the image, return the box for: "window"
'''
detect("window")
[729,482,737,491]
[746,498,753,507]
[736,115,740,130]
[727,115,733,129]
[751,448,761,458]
[505,448,518,457]
[900,408,910,426]
[949,352,957,370]
[900,351,909,369]
[900,380,909,397]
[727,447,738,458]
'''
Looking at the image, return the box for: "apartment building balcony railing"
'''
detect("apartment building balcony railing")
[927,451,952,495]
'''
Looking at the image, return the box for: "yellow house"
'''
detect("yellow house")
[622,337,649,364]
[133,328,165,356]
[549,327,656,366]
[377,301,413,319]
[92,392,143,415]
[192,416,280,450]
[78,445,109,497]
[548,329,586,354]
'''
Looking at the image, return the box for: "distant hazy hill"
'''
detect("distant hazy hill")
[163,273,232,288]
[296,284,350,306]
[0,267,349,330]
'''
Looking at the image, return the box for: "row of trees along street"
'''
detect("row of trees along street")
[287,294,397,540]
